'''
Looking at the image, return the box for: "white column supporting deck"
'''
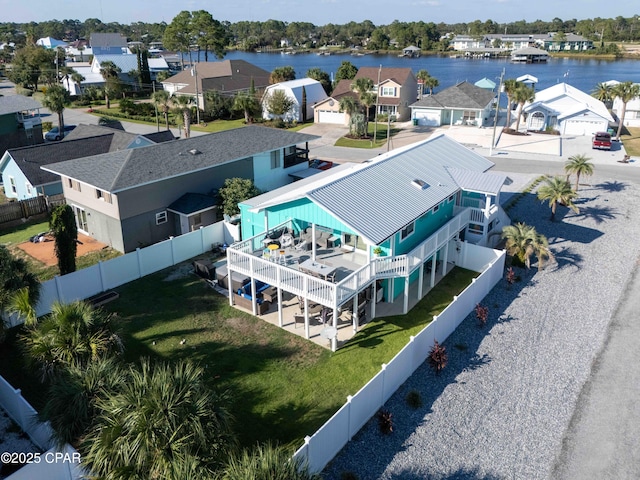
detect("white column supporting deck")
[276,268,283,327]
[311,223,317,261]
[403,276,409,314]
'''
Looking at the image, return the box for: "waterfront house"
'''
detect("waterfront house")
[161,59,271,112]
[226,134,509,350]
[611,83,640,128]
[410,81,495,127]
[41,127,316,253]
[523,83,613,135]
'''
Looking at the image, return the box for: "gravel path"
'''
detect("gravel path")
[323,174,640,479]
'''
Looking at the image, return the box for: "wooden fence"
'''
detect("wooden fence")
[0,194,65,225]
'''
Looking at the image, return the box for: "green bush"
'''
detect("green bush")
[42,121,53,132]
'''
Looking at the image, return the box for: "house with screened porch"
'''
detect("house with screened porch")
[225,134,510,350]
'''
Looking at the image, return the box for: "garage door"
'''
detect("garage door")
[414,110,441,126]
[317,110,346,125]
[562,120,604,136]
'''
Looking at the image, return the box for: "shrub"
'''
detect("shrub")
[475,304,489,327]
[405,389,422,409]
[428,340,447,374]
[505,267,516,287]
[377,409,393,434]
[42,121,53,132]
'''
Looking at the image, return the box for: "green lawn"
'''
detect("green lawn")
[91,265,477,448]
[621,127,640,157]
[334,122,401,149]
[0,219,50,246]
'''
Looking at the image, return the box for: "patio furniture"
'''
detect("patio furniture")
[327,235,340,248]
[262,286,278,303]
[216,265,249,291]
[233,293,270,315]
[299,258,337,281]
[193,260,215,280]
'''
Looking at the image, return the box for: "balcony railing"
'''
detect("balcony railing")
[283,147,309,168]
[226,209,472,309]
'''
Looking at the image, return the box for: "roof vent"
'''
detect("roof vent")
[188,149,202,155]
[411,179,429,190]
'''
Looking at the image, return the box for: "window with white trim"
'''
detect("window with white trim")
[155,211,167,225]
[25,183,32,196]
[381,86,396,96]
[401,221,415,240]
[433,204,439,213]
[67,178,81,191]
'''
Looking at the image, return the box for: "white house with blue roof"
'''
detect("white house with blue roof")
[226,134,510,350]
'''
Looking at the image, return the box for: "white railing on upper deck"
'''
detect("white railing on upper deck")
[227,209,472,307]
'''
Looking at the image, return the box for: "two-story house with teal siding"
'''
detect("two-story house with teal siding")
[226,134,510,350]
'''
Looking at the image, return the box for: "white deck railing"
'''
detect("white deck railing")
[227,209,473,307]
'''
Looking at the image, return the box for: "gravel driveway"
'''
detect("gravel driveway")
[323,174,640,479]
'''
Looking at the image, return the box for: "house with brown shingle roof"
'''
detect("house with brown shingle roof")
[313,67,417,125]
[161,59,271,111]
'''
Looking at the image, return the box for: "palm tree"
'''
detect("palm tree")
[339,96,360,136]
[513,83,535,132]
[592,82,614,107]
[0,246,40,340]
[41,358,124,448]
[152,89,171,130]
[23,301,122,380]
[416,69,430,99]
[564,154,594,191]
[537,176,579,221]
[82,358,236,479]
[501,222,553,269]
[612,81,640,139]
[171,94,193,138]
[222,442,321,480]
[424,76,439,95]
[41,84,70,136]
[98,60,121,109]
[233,91,259,123]
[502,78,520,129]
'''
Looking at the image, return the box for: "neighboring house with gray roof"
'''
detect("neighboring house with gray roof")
[90,33,130,55]
[0,125,175,201]
[410,81,496,127]
[0,95,44,153]
[42,126,318,252]
[229,134,509,346]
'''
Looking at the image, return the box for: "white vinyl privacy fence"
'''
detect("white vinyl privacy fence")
[293,249,506,473]
[27,221,239,318]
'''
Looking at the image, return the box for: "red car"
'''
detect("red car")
[592,132,612,150]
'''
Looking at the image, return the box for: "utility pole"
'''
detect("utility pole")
[191,63,200,125]
[152,82,159,132]
[373,64,381,146]
[490,68,505,156]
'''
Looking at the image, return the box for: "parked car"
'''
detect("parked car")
[592,132,612,150]
[44,125,76,141]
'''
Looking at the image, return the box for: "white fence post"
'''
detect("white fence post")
[136,248,143,278]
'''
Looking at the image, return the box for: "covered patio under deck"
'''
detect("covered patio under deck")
[226,210,474,351]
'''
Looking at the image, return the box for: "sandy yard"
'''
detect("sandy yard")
[16,233,109,266]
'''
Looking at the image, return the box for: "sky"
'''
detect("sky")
[1,0,638,26]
